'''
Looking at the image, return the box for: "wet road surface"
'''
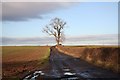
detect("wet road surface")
[23,46,119,80]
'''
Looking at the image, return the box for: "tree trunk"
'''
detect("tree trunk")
[57,41,59,45]
[56,37,59,45]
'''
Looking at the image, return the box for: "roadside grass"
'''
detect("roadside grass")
[38,48,50,65]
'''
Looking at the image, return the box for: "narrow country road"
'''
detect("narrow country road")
[23,46,119,80]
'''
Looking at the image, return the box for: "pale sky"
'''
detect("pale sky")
[1,2,119,46]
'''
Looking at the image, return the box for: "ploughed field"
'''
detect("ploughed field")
[2,46,50,79]
[2,46,120,80]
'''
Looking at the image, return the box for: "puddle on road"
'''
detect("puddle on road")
[63,68,70,71]
[23,69,80,80]
[78,70,93,78]
[23,69,92,80]
[61,77,79,80]
[23,70,45,80]
[63,69,92,79]
[64,72,76,76]
[62,68,80,80]
[80,72,90,78]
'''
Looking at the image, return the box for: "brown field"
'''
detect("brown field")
[2,46,50,79]
[56,45,120,73]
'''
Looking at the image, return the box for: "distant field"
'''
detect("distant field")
[63,45,119,48]
[2,46,50,79]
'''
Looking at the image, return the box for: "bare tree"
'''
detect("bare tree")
[43,17,66,45]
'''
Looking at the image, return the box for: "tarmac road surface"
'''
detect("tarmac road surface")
[23,46,119,80]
